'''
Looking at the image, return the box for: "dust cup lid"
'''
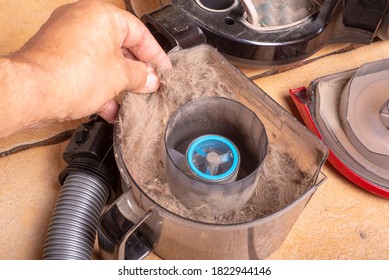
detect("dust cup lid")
[186,135,239,182]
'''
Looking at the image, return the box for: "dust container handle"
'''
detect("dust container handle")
[98,189,163,260]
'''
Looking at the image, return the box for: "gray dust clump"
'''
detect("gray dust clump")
[118,50,311,224]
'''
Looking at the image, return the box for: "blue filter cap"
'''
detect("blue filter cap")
[186,135,240,182]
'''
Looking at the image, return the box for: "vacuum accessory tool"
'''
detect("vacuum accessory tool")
[290,58,389,198]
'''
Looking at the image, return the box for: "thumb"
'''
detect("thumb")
[124,60,161,93]
[142,66,160,93]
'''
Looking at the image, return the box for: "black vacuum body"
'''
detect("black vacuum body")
[139,0,389,67]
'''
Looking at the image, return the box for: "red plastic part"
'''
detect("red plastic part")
[289,87,389,199]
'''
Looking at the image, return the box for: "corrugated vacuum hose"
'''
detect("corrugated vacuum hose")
[43,116,118,260]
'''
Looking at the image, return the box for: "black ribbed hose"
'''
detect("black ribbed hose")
[43,152,116,260]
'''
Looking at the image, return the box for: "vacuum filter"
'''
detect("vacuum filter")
[164,97,268,216]
[239,0,321,31]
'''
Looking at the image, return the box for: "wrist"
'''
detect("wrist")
[0,56,45,137]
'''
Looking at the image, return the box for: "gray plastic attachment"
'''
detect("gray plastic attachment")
[164,97,268,216]
[339,59,389,168]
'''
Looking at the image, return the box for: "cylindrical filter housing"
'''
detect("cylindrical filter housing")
[164,97,268,216]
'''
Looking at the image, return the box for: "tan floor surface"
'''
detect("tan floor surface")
[0,0,388,260]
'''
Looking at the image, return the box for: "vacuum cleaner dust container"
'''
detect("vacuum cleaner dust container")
[98,45,328,260]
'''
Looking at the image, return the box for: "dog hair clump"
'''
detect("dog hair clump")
[118,50,311,224]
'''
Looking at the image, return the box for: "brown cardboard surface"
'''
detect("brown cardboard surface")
[0,0,388,260]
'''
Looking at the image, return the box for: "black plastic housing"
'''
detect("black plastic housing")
[140,0,389,67]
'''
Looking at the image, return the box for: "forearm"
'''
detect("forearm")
[0,56,44,137]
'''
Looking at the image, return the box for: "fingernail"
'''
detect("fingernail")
[144,72,160,92]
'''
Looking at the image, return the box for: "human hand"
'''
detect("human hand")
[4,0,171,133]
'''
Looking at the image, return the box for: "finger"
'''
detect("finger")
[98,99,120,123]
[117,58,160,93]
[122,47,136,60]
[117,9,172,70]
